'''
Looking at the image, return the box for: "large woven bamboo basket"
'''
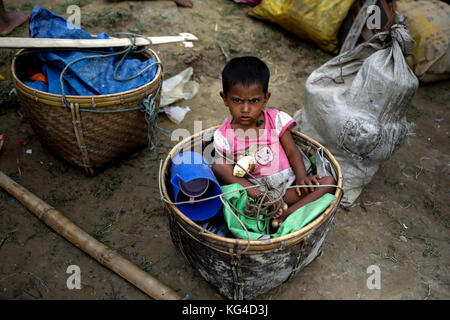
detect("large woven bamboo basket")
[160,126,343,300]
[11,48,162,176]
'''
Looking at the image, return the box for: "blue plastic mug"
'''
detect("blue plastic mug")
[170,151,223,221]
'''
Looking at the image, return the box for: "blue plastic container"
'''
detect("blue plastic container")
[170,152,223,221]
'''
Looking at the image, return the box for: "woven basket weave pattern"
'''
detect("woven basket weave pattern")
[12,49,162,175]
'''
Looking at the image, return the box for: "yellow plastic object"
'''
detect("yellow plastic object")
[250,0,355,54]
[233,155,257,177]
[0,74,5,81]
[396,0,450,83]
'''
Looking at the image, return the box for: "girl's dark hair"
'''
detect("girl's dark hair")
[221,56,270,96]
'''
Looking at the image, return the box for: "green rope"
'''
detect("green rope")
[242,182,287,232]
[58,32,160,112]
[220,154,288,232]
[110,32,157,82]
[139,81,171,150]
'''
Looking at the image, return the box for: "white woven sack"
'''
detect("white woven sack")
[294,24,419,206]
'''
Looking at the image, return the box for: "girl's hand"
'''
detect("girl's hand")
[296,175,322,196]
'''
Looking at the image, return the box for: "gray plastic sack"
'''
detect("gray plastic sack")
[294,24,419,206]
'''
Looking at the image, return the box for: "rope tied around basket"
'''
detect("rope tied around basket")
[158,158,343,255]
[26,32,171,150]
[138,81,171,150]
[58,32,161,111]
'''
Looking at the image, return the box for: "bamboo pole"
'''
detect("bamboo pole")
[0,171,182,300]
[0,33,198,49]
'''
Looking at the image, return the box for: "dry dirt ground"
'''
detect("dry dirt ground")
[0,0,449,300]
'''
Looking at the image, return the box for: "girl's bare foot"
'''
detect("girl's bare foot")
[173,0,193,7]
[271,202,288,228]
[0,11,29,36]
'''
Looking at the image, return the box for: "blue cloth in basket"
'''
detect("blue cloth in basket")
[25,5,158,96]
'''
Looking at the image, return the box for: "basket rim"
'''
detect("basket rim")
[11,47,162,105]
[160,126,344,247]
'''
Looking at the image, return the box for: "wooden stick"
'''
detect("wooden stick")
[0,171,183,300]
[0,33,198,49]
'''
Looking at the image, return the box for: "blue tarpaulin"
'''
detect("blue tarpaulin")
[24,5,158,96]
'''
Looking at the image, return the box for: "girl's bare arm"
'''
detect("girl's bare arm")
[279,130,307,179]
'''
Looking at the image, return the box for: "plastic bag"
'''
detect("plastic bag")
[249,0,355,54]
[163,106,191,124]
[160,67,199,107]
[314,147,338,182]
[294,24,419,206]
[396,0,450,83]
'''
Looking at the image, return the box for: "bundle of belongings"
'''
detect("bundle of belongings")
[339,0,450,83]
[249,0,449,82]
[24,5,158,96]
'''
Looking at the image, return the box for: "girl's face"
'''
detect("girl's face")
[220,83,271,129]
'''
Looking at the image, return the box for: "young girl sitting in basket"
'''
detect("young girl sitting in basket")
[212,56,336,228]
